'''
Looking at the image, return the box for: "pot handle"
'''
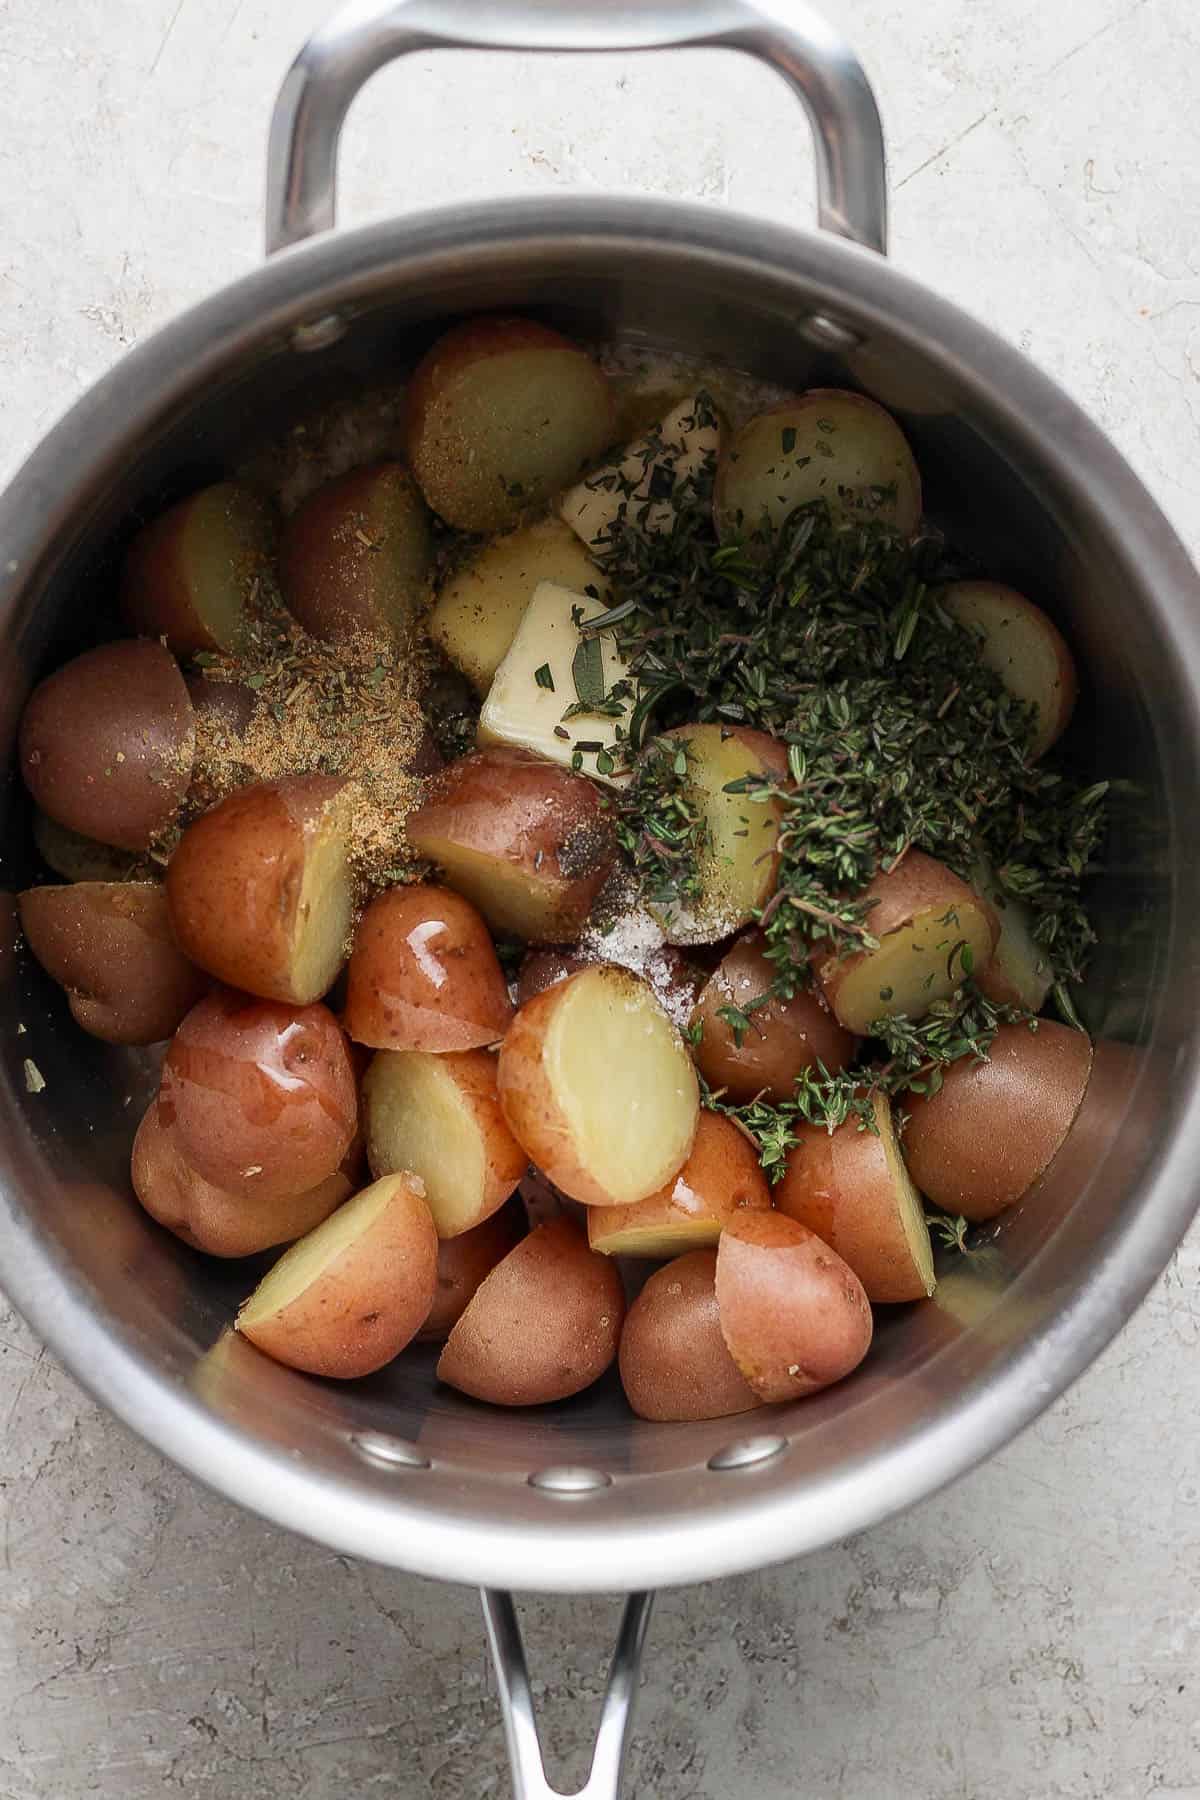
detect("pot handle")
[481,1588,655,1800]
[265,0,887,256]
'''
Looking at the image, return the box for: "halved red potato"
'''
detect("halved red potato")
[714,390,922,541]
[406,316,616,533]
[19,640,195,852]
[237,1173,437,1378]
[940,581,1077,759]
[969,860,1053,1012]
[363,1047,527,1237]
[817,851,999,1034]
[436,1216,624,1405]
[429,517,606,695]
[498,966,699,1208]
[18,881,207,1045]
[158,989,357,1201]
[715,1211,874,1402]
[278,462,433,645]
[690,931,856,1103]
[900,1019,1093,1221]
[119,482,278,655]
[650,725,789,945]
[560,391,725,548]
[343,883,513,1053]
[416,1199,527,1341]
[618,1248,761,1423]
[406,747,616,943]
[587,1111,770,1257]
[32,810,149,884]
[166,774,354,1005]
[132,1102,352,1258]
[776,1092,934,1303]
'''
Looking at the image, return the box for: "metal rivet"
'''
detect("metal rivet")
[800,313,863,353]
[350,1431,430,1471]
[292,312,346,353]
[707,1434,788,1472]
[527,1465,612,1495]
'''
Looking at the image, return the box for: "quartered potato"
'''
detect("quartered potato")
[587,1111,770,1258]
[619,1248,761,1423]
[279,462,433,645]
[560,391,724,549]
[344,882,514,1053]
[969,859,1053,1013]
[714,389,922,541]
[817,850,999,1034]
[19,640,195,852]
[406,316,616,533]
[690,932,856,1103]
[429,517,606,695]
[940,581,1077,759]
[120,481,277,655]
[417,1200,527,1342]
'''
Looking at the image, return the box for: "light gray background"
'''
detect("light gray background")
[2,2,1198,1795]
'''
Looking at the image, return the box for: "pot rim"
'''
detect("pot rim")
[2,194,1198,1592]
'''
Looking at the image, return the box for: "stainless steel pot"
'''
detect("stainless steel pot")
[1,4,1198,1795]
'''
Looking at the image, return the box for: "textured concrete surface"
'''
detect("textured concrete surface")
[2,2,1200,1795]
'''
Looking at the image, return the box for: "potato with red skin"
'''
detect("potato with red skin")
[437,1217,624,1405]
[132,1102,353,1258]
[417,1200,526,1342]
[498,967,699,1209]
[715,1212,873,1402]
[19,882,207,1045]
[407,747,616,944]
[691,932,856,1103]
[166,774,354,1005]
[120,482,277,655]
[587,1111,770,1257]
[940,581,1077,759]
[817,850,999,1034]
[515,948,588,1007]
[363,1048,527,1238]
[776,1093,935,1303]
[158,989,357,1202]
[406,317,616,533]
[237,1173,437,1379]
[19,640,195,852]
[279,462,433,645]
[901,1019,1093,1221]
[32,810,150,884]
[344,884,513,1053]
[619,1249,761,1422]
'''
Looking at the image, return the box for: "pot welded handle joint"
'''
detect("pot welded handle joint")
[264,0,888,255]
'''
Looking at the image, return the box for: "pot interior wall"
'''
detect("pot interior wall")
[0,244,1189,1569]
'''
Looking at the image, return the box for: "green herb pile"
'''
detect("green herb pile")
[595,398,1107,1154]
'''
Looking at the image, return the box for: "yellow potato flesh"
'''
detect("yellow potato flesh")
[941,583,1071,758]
[970,860,1052,1011]
[875,1094,936,1298]
[290,811,354,1003]
[412,832,573,942]
[545,971,698,1205]
[588,1214,724,1258]
[237,1176,402,1327]
[365,1052,486,1237]
[653,730,781,945]
[833,899,996,1032]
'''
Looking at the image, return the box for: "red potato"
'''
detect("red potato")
[18,640,195,852]
[714,389,922,541]
[690,932,856,1103]
[416,1200,527,1341]
[436,1217,625,1405]
[406,747,616,944]
[817,851,999,1034]
[343,883,514,1052]
[158,989,357,1202]
[517,940,700,1020]
[498,966,699,1208]
[587,1111,770,1257]
[237,1173,438,1379]
[776,1093,935,1303]
[279,462,433,646]
[119,482,277,655]
[132,1102,352,1258]
[515,948,588,1007]
[18,881,207,1045]
[650,725,789,945]
[969,861,1053,1013]
[901,1019,1093,1221]
[31,809,150,884]
[715,1211,874,1403]
[166,774,354,1005]
[940,581,1077,759]
[406,316,616,533]
[618,1249,761,1423]
[363,1047,527,1237]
